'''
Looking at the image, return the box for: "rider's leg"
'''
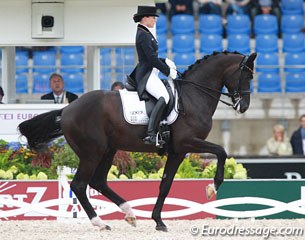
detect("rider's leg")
[144,69,169,146]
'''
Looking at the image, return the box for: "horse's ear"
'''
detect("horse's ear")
[246,53,257,64]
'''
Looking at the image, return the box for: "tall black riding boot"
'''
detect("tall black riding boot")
[143,97,167,147]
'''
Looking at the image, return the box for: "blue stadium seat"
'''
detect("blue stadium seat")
[253,14,278,35]
[100,71,112,90]
[62,73,84,93]
[33,51,56,73]
[115,47,134,55]
[157,33,167,53]
[257,73,281,93]
[59,46,84,54]
[100,48,112,73]
[226,14,251,35]
[256,52,279,73]
[156,14,167,35]
[15,51,29,74]
[171,14,195,35]
[282,33,305,52]
[60,53,84,73]
[281,14,304,34]
[200,34,223,55]
[173,53,196,72]
[32,73,51,93]
[285,73,305,92]
[227,34,250,54]
[100,48,112,55]
[172,34,195,53]
[281,0,304,15]
[15,74,28,93]
[158,51,167,59]
[116,52,134,66]
[199,14,223,35]
[284,52,305,73]
[255,34,278,53]
[116,53,135,67]
[115,71,129,83]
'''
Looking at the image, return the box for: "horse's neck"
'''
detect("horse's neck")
[180,76,221,118]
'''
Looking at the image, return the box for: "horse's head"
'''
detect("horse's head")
[223,52,257,113]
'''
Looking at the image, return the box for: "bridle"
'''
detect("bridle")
[221,55,254,109]
[174,55,254,111]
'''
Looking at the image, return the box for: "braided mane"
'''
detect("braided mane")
[181,50,243,78]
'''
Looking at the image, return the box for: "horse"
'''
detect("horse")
[18,51,256,232]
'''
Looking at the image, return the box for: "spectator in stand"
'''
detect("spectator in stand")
[198,0,223,16]
[250,0,281,29]
[0,86,4,104]
[225,0,252,17]
[169,0,194,18]
[290,114,305,155]
[156,2,167,15]
[266,124,292,156]
[111,81,125,91]
[41,73,78,104]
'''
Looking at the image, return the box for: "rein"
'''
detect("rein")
[174,77,235,107]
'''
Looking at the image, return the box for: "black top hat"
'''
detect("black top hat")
[133,6,159,22]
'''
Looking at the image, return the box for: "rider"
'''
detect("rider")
[131,5,178,146]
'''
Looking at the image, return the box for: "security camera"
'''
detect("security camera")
[41,15,54,28]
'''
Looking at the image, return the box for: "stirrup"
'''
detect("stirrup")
[143,133,165,148]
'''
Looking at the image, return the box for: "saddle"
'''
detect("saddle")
[125,75,175,118]
[125,75,176,148]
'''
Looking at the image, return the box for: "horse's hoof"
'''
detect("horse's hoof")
[125,216,137,227]
[100,225,111,231]
[206,183,217,200]
[155,225,168,232]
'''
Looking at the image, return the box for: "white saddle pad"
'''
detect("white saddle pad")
[119,82,179,125]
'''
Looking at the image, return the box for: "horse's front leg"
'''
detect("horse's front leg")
[188,138,227,198]
[152,152,185,232]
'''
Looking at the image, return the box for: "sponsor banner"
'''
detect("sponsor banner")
[0,104,62,141]
[0,181,58,220]
[0,179,216,220]
[216,180,305,219]
[236,158,305,179]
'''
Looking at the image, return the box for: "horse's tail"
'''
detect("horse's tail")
[18,109,64,152]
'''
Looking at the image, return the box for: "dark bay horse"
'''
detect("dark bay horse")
[18,51,256,232]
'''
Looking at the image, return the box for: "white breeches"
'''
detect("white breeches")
[145,68,170,104]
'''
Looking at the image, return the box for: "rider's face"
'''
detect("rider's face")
[142,16,157,28]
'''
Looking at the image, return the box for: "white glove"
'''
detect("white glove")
[169,68,177,79]
[165,58,177,70]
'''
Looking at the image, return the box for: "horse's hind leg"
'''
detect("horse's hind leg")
[89,149,136,227]
[70,159,111,230]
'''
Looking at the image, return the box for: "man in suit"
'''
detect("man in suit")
[290,114,305,155]
[41,73,78,104]
[131,5,177,147]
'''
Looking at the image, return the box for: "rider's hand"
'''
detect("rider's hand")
[169,68,177,79]
[165,58,177,70]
